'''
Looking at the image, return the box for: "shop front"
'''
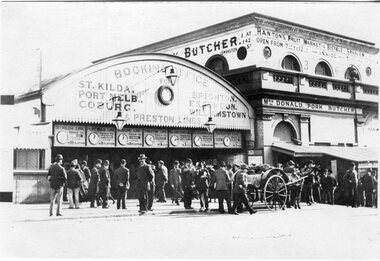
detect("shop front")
[13,53,254,202]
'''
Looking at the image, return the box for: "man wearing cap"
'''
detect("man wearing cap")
[66,160,82,209]
[302,160,316,205]
[47,154,67,216]
[156,160,168,203]
[88,159,101,208]
[231,163,256,215]
[98,160,111,208]
[181,158,195,209]
[136,154,154,213]
[213,161,232,214]
[169,160,182,205]
[113,159,130,210]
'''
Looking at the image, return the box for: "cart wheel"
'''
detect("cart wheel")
[264,175,287,211]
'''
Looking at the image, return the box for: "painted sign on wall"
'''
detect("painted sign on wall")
[143,129,168,148]
[87,126,115,147]
[168,129,192,148]
[192,130,214,148]
[214,130,242,148]
[116,128,143,147]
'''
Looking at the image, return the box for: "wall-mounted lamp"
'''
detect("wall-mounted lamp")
[161,65,179,86]
[112,111,126,131]
[202,104,216,133]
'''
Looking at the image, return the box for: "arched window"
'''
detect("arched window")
[344,66,361,81]
[281,55,301,72]
[205,55,229,75]
[273,121,297,143]
[315,61,332,77]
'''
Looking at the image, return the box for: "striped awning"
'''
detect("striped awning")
[272,143,378,163]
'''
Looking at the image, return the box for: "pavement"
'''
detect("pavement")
[0,199,379,259]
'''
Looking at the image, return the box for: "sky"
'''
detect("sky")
[1,1,380,95]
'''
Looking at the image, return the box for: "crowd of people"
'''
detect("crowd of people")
[46,153,378,217]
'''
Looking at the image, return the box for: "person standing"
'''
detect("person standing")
[47,154,67,216]
[195,162,210,212]
[113,159,130,210]
[231,164,256,215]
[343,162,358,208]
[88,159,101,208]
[361,169,374,207]
[302,160,316,205]
[146,160,156,211]
[79,160,91,202]
[325,169,337,205]
[169,160,182,205]
[66,160,82,209]
[98,160,111,208]
[213,161,232,214]
[181,158,195,209]
[155,160,168,203]
[136,154,154,214]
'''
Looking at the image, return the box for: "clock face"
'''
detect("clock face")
[145,134,155,146]
[158,86,174,105]
[170,135,179,146]
[56,131,68,144]
[263,46,272,59]
[194,135,202,147]
[88,132,100,145]
[118,133,128,145]
[223,136,231,147]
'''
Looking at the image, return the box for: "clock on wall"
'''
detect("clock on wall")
[223,136,231,147]
[193,135,202,147]
[118,133,128,145]
[56,131,68,144]
[170,135,179,146]
[145,134,155,146]
[158,85,174,105]
[88,132,100,145]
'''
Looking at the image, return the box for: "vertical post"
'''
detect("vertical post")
[37,49,46,122]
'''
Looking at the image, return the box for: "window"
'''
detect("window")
[205,55,229,75]
[344,67,361,81]
[315,62,332,76]
[281,55,301,71]
[14,149,45,170]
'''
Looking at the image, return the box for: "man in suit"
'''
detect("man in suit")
[213,161,232,214]
[361,169,374,207]
[231,163,256,215]
[169,160,182,205]
[181,158,195,209]
[47,154,67,217]
[146,160,156,211]
[66,160,82,209]
[88,159,101,208]
[114,159,130,210]
[343,162,358,208]
[155,160,168,203]
[98,160,111,208]
[136,154,154,214]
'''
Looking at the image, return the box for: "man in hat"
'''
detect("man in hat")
[343,162,358,207]
[181,158,195,209]
[169,160,182,205]
[98,160,111,208]
[155,160,168,203]
[213,161,232,214]
[66,160,82,209]
[113,159,130,209]
[302,160,316,205]
[47,154,67,216]
[88,159,101,208]
[136,154,154,214]
[231,163,256,215]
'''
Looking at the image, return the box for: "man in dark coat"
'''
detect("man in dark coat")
[147,160,156,211]
[361,169,374,207]
[231,164,256,215]
[181,158,195,209]
[98,160,111,208]
[169,160,182,205]
[155,160,168,202]
[343,162,358,207]
[195,162,210,212]
[136,154,154,214]
[325,169,337,205]
[88,159,101,208]
[113,159,130,209]
[47,154,67,216]
[66,160,82,209]
[302,160,316,205]
[79,160,91,202]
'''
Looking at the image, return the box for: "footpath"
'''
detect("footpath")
[0,199,226,223]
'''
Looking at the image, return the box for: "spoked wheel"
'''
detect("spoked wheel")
[264,175,287,211]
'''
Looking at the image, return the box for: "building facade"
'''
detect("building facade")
[8,13,379,203]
